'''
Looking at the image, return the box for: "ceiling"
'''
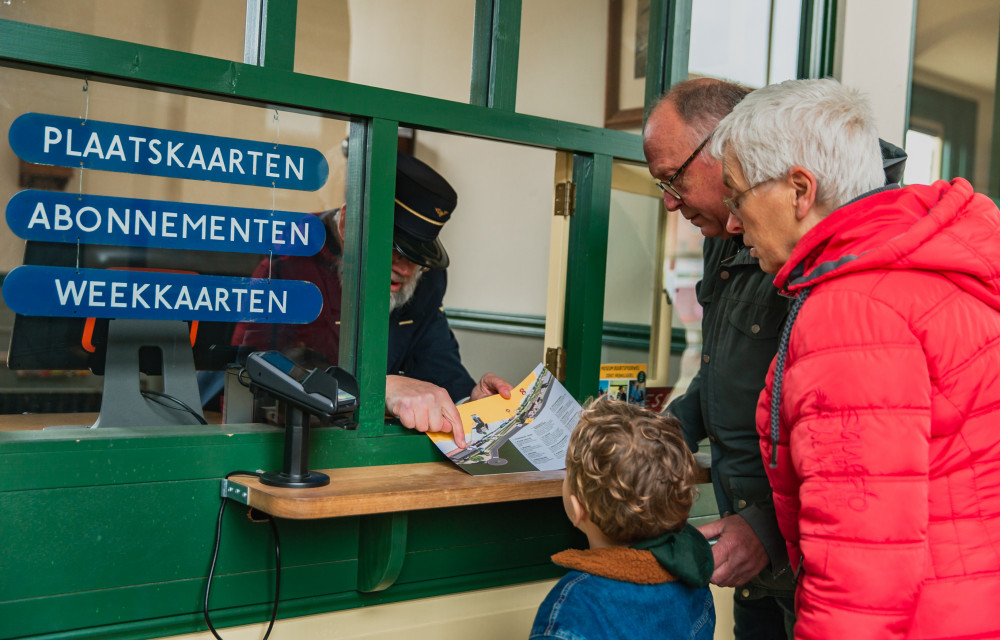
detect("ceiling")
[913,0,1000,93]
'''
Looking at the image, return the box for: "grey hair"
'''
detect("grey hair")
[648,77,752,143]
[710,78,884,210]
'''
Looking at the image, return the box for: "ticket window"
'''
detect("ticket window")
[0,67,352,427]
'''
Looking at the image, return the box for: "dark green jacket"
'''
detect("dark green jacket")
[666,235,794,596]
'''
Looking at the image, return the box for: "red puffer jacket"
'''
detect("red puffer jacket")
[757,179,1000,640]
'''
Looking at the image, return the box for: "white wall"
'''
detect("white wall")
[834,0,918,146]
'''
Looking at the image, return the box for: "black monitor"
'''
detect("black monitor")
[6,240,265,427]
[6,240,262,374]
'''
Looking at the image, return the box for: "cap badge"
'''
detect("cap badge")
[435,207,449,218]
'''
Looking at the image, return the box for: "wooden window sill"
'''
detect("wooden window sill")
[224,461,565,520]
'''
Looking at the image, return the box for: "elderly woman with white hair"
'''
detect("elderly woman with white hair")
[710,77,1000,640]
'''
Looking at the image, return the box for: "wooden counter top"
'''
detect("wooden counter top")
[225,462,565,520]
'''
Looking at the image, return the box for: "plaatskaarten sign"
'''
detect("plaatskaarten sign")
[9,113,329,190]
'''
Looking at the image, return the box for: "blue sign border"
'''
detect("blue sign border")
[9,113,329,191]
[2,265,323,324]
[7,190,325,256]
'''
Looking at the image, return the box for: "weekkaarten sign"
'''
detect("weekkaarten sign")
[9,113,329,190]
[428,363,582,475]
[1,265,323,324]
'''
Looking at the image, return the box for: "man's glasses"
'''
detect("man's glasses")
[722,177,779,214]
[392,248,430,273]
[655,133,713,201]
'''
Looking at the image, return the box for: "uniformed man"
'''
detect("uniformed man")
[232,151,511,446]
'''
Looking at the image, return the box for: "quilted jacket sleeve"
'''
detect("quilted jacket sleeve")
[766,290,931,640]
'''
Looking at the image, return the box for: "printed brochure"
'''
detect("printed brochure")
[428,363,582,475]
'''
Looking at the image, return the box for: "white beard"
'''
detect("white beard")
[389,268,423,312]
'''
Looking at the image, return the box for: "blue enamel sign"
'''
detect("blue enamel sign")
[7,190,325,256]
[2,265,323,324]
[9,113,329,191]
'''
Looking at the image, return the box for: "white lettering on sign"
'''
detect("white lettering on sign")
[24,201,311,247]
[53,279,288,314]
[40,126,307,181]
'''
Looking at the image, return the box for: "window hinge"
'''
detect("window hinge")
[554,182,575,217]
[545,347,567,382]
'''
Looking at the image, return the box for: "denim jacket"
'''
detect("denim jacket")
[530,528,715,640]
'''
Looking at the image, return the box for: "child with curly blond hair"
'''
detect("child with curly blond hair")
[530,399,715,639]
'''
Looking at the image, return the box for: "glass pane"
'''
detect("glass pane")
[431,135,553,316]
[1,0,247,61]
[690,0,801,88]
[0,67,349,427]
[769,0,803,84]
[517,0,608,126]
[423,133,557,387]
[903,129,943,185]
[600,163,667,408]
[910,0,996,193]
[661,205,705,410]
[311,0,474,104]
[604,190,658,326]
[295,0,351,80]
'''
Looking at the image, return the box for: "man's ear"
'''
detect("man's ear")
[336,204,348,240]
[788,166,818,221]
[567,493,589,528]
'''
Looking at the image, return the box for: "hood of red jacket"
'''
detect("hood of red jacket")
[774,178,1000,313]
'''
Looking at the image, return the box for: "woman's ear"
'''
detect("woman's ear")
[788,166,818,220]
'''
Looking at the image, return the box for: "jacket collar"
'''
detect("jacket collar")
[552,547,676,585]
[553,524,713,588]
[720,236,759,269]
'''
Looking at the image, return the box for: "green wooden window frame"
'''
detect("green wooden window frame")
[0,0,835,431]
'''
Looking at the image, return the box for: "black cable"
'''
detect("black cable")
[141,389,208,425]
[204,470,282,640]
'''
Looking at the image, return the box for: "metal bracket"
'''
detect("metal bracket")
[220,478,250,505]
[545,347,566,382]
[554,181,575,217]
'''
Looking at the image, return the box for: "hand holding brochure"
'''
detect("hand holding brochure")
[428,363,582,475]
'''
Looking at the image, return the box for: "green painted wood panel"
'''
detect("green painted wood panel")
[645,0,692,107]
[0,427,441,492]
[338,118,399,434]
[262,0,297,70]
[562,154,613,401]
[0,456,575,639]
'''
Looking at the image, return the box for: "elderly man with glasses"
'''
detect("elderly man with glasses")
[644,77,797,640]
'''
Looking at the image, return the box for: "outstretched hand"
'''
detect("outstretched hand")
[469,372,514,402]
[384,375,466,448]
[698,514,770,587]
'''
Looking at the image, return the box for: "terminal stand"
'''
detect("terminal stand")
[259,404,330,488]
[91,319,205,428]
[243,351,359,489]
